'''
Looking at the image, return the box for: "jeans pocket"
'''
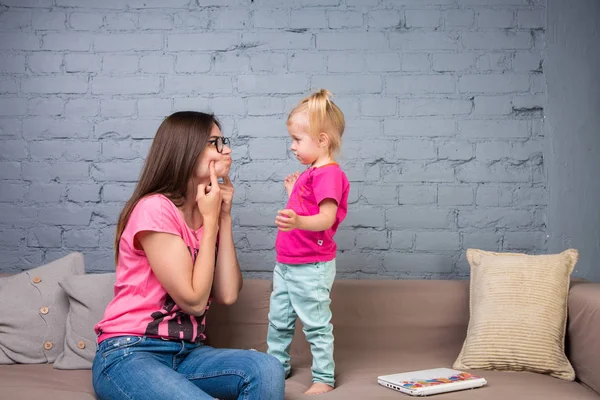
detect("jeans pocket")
[100,336,144,359]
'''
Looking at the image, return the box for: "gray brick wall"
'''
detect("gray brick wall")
[0,0,548,278]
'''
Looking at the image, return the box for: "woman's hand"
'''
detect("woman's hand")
[196,161,222,224]
[219,175,234,219]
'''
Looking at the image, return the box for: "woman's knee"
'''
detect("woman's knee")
[248,351,285,379]
[249,352,285,398]
[264,352,286,378]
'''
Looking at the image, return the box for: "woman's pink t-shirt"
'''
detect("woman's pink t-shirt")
[275,163,350,264]
[95,194,210,344]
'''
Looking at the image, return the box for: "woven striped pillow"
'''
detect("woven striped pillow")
[453,248,578,380]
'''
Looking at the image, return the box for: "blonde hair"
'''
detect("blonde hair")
[287,89,345,155]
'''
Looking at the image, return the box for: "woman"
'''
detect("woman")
[92,111,285,400]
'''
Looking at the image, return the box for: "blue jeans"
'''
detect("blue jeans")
[92,336,285,400]
[267,260,336,386]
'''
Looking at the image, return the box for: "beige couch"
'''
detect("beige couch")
[1,279,599,399]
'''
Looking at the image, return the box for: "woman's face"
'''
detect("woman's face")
[195,123,232,180]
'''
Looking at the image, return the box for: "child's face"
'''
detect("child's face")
[194,123,232,180]
[287,113,323,165]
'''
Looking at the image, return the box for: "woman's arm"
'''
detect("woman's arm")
[138,220,219,316]
[138,167,223,316]
[212,215,243,305]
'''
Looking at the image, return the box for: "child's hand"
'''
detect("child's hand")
[284,171,300,196]
[276,209,299,231]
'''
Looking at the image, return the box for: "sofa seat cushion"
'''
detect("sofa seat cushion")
[0,364,94,400]
[1,351,598,400]
[285,350,600,400]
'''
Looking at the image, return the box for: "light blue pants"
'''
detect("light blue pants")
[266,260,336,386]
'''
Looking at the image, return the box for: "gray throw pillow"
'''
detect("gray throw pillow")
[53,272,115,369]
[0,253,85,364]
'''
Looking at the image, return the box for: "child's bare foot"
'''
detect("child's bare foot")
[304,382,334,395]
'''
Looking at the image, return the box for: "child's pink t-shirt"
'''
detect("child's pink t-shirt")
[95,194,210,344]
[275,163,350,264]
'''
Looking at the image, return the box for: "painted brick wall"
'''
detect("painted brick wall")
[0,0,547,278]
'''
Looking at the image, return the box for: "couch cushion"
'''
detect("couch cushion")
[53,273,116,370]
[206,279,471,357]
[0,253,85,364]
[453,249,578,380]
[284,350,600,399]
[0,364,95,400]
[568,281,600,396]
[1,351,597,400]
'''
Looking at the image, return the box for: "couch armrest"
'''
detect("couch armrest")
[568,281,600,395]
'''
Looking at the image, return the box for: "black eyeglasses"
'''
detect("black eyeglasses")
[207,136,230,153]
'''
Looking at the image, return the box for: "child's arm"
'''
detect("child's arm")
[276,199,337,232]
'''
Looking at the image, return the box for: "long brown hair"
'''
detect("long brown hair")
[114,111,221,265]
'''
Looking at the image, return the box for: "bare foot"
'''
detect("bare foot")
[304,382,334,395]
